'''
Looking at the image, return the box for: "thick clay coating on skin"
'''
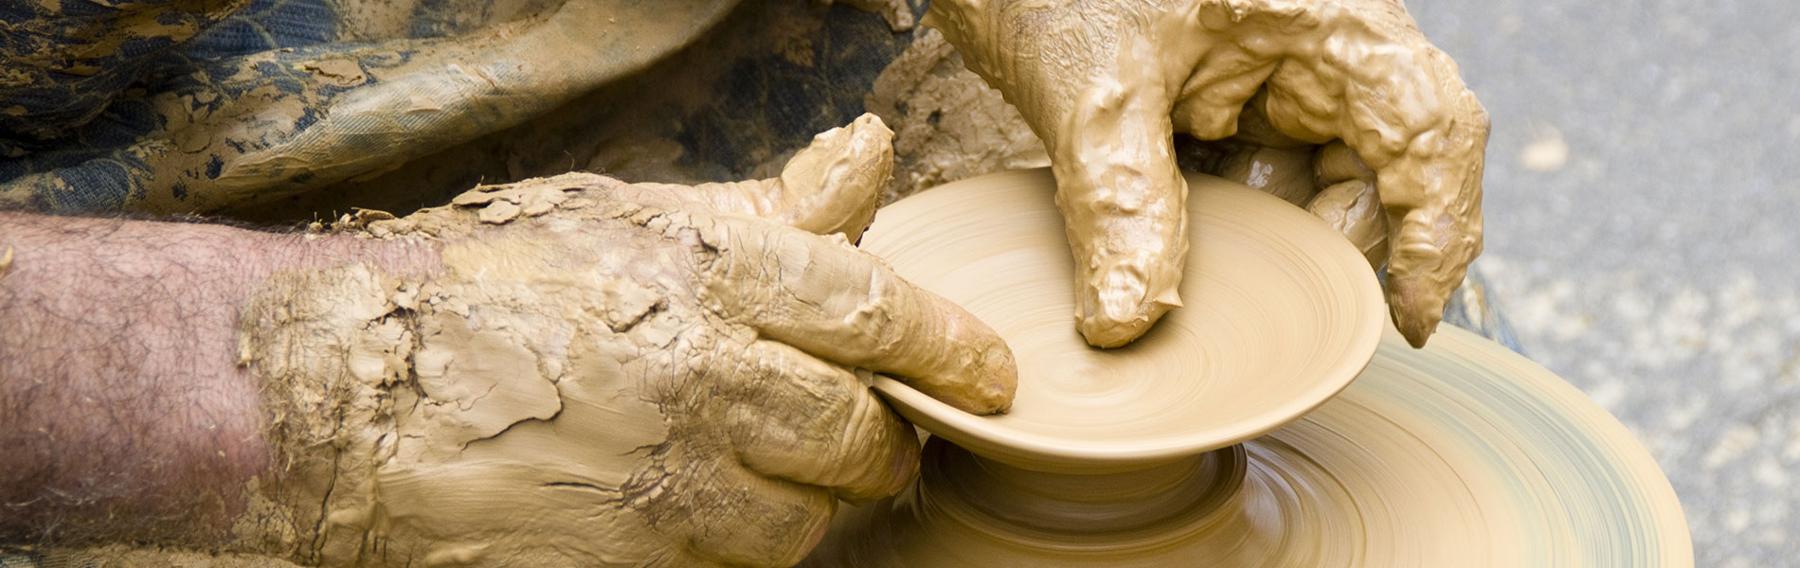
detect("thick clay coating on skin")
[238,215,782,565]
[926,0,1488,348]
[233,115,1015,566]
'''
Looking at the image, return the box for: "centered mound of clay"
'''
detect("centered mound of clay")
[861,169,1385,471]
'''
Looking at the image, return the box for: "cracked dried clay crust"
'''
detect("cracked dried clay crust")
[233,115,1015,567]
[926,0,1489,348]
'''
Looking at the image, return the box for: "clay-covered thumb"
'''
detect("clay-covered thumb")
[772,113,894,241]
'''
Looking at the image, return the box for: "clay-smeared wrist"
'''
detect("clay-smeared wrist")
[229,234,442,559]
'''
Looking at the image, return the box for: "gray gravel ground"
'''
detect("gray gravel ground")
[1409,0,1800,564]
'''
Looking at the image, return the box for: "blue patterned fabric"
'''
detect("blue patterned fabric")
[0,0,580,212]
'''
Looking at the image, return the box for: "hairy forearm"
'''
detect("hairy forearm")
[0,212,437,548]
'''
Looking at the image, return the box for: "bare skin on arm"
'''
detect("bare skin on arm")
[926,0,1489,347]
[0,115,1016,566]
[0,213,436,547]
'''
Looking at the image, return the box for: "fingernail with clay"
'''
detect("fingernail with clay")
[1387,276,1446,348]
[895,294,1018,416]
[976,343,1018,413]
[1077,263,1178,348]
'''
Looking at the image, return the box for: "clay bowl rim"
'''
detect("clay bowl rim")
[865,168,1388,470]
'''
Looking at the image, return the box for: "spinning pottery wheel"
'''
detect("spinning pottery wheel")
[802,170,1692,566]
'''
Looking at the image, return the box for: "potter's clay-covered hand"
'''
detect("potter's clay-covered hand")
[927,0,1489,347]
[237,116,1015,566]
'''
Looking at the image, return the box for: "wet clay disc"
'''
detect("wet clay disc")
[803,326,1693,567]
[859,169,1386,471]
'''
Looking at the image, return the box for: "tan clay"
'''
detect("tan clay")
[862,28,1051,205]
[925,0,1489,348]
[864,30,1391,298]
[807,327,1692,567]
[804,170,1689,567]
[856,169,1384,471]
[232,116,1016,567]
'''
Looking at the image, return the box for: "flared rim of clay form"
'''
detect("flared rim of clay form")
[804,325,1694,567]
[860,169,1386,471]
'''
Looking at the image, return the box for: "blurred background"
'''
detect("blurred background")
[1411,1,1800,564]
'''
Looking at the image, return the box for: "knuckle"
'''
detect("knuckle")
[836,391,897,462]
[845,288,904,360]
[686,471,831,565]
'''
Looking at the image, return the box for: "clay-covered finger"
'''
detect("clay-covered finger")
[1261,34,1489,347]
[681,465,835,567]
[927,0,1192,348]
[758,112,891,239]
[1358,58,1488,348]
[1216,144,1319,207]
[697,216,1016,415]
[1049,83,1190,348]
[1307,179,1389,268]
[632,113,892,239]
[724,340,920,502]
[1376,125,1485,348]
[1314,141,1376,187]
